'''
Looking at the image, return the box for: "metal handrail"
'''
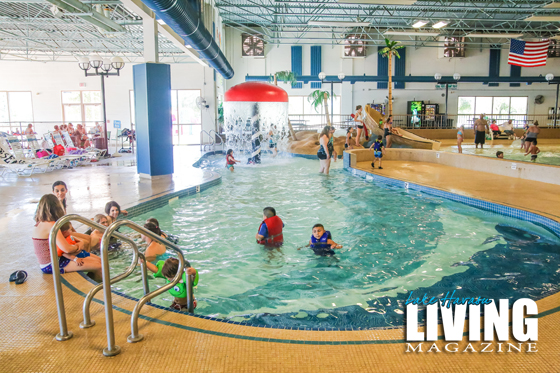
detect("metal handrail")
[99,219,193,353]
[199,130,214,151]
[209,129,224,148]
[80,237,149,330]
[48,214,145,343]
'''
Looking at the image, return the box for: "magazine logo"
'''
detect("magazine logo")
[405,291,538,353]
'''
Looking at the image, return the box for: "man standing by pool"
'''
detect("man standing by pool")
[474,114,489,149]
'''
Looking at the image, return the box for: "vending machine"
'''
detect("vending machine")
[424,104,439,121]
[407,101,423,127]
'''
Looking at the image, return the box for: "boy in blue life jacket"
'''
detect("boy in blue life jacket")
[144,257,198,311]
[368,135,384,169]
[307,224,342,256]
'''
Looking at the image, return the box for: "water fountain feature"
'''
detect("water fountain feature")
[224,82,289,162]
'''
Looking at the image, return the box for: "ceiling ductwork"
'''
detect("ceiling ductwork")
[141,0,234,79]
[44,0,126,33]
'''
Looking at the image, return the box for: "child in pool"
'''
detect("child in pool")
[256,207,284,246]
[58,223,102,266]
[525,144,540,162]
[306,224,342,256]
[226,149,240,172]
[345,127,355,150]
[144,257,198,311]
[142,222,166,262]
[146,217,179,244]
[368,135,384,169]
[105,201,128,225]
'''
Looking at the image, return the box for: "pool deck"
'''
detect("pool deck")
[1,147,559,372]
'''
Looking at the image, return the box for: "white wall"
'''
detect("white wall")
[225,28,560,117]
[0,60,219,135]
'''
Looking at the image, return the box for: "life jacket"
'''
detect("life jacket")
[153,260,199,298]
[310,231,332,250]
[373,140,383,151]
[57,235,76,257]
[226,155,236,165]
[257,215,284,246]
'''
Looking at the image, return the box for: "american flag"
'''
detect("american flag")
[508,39,550,67]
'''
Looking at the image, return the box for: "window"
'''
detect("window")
[457,96,528,127]
[129,89,202,145]
[61,91,102,130]
[0,91,33,133]
[288,95,341,126]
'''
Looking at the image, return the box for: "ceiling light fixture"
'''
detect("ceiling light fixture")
[412,20,429,28]
[432,21,447,29]
[384,31,440,36]
[308,21,370,27]
[468,33,523,38]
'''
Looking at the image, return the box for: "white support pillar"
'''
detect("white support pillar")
[143,16,159,63]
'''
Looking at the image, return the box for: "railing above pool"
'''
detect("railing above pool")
[100,219,195,356]
[49,215,195,357]
[48,215,149,353]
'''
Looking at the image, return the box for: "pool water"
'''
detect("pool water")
[109,156,560,329]
[440,140,560,166]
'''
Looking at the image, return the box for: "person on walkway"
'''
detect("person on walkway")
[24,124,34,136]
[523,121,540,153]
[354,105,365,146]
[317,126,332,175]
[474,114,489,149]
[384,116,394,148]
[490,120,501,137]
[457,125,464,153]
[502,120,515,139]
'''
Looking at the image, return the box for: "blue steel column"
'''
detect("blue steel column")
[133,63,173,177]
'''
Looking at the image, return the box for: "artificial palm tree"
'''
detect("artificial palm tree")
[271,70,298,140]
[308,90,334,126]
[378,38,404,116]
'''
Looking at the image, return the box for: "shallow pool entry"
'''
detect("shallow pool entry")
[109,157,560,329]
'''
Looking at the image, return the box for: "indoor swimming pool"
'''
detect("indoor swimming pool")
[108,156,560,329]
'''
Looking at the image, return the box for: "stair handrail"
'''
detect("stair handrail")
[209,129,224,148]
[80,236,149,331]
[99,219,193,354]
[48,214,147,346]
[199,130,215,151]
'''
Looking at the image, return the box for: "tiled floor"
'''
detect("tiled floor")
[1,146,559,372]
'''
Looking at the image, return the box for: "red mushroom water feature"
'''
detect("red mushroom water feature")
[224,82,289,164]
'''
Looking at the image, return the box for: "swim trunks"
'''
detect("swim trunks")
[531,154,537,161]
[475,131,486,145]
[41,256,71,275]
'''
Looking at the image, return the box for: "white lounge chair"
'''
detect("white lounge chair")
[0,135,55,175]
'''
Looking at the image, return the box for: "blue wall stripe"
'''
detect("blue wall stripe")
[510,65,521,87]
[394,47,406,89]
[377,47,388,89]
[489,49,500,87]
[310,46,322,89]
[291,46,303,89]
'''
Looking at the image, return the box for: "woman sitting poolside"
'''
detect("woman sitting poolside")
[32,194,102,281]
